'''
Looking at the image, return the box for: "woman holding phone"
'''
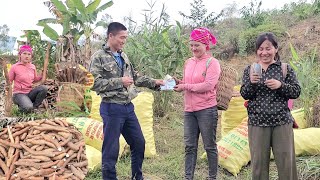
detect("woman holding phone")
[240,32,301,180]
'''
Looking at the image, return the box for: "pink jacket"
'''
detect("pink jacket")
[181,54,221,112]
[9,62,42,94]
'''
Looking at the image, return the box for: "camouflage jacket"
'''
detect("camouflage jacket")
[89,44,156,104]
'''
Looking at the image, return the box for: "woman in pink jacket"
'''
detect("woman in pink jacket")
[174,27,221,180]
[9,45,47,113]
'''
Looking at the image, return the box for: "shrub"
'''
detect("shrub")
[238,24,286,56]
[292,2,314,20]
[240,0,266,28]
[281,1,314,20]
[213,18,247,60]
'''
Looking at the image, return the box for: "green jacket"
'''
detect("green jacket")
[89,44,157,104]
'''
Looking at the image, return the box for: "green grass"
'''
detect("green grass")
[85,93,320,180]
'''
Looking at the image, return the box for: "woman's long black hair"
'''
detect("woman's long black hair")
[255,32,280,61]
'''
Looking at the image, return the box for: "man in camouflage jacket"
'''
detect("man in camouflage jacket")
[89,22,163,180]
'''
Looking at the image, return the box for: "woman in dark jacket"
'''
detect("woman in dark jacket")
[240,32,300,180]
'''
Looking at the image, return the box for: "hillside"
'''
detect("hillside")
[280,17,320,61]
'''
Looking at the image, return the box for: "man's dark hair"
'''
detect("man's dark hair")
[107,22,127,37]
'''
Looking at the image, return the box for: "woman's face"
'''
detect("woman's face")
[257,40,277,65]
[189,41,207,58]
[19,51,32,64]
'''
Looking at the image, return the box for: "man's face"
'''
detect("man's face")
[108,30,128,51]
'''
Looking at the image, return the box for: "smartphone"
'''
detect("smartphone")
[253,63,262,76]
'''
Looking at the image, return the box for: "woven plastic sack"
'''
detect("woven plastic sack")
[88,91,102,122]
[86,145,102,171]
[65,117,126,156]
[220,85,247,137]
[294,128,320,155]
[201,117,250,176]
[79,65,94,109]
[131,92,157,157]
[291,108,307,129]
[87,92,157,157]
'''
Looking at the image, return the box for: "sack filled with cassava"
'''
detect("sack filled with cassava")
[294,128,320,155]
[202,117,250,176]
[220,85,247,137]
[66,117,127,157]
[291,108,307,129]
[86,145,102,171]
[79,91,157,157]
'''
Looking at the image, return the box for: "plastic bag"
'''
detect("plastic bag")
[85,145,102,171]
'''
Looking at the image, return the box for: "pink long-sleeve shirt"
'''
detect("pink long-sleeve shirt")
[9,62,42,94]
[181,54,221,112]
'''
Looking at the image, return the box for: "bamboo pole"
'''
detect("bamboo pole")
[40,43,51,84]
[1,58,13,117]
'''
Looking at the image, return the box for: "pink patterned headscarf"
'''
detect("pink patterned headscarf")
[19,45,33,55]
[190,27,217,50]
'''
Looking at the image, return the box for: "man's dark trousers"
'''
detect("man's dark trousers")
[100,102,145,180]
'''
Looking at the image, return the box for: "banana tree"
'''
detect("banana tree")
[38,0,113,68]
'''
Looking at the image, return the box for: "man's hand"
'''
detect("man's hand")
[265,79,282,90]
[122,76,134,87]
[250,73,261,84]
[155,79,165,86]
[173,84,184,92]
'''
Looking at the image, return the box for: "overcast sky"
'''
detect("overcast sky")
[0,0,311,40]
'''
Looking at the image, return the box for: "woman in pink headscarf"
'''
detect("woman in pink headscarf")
[174,27,221,180]
[9,45,47,113]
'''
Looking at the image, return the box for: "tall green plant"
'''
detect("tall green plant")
[289,1,314,20]
[125,2,190,116]
[240,0,265,28]
[129,24,190,116]
[289,43,320,127]
[38,0,113,68]
[314,0,320,14]
[179,0,223,28]
[38,0,112,42]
